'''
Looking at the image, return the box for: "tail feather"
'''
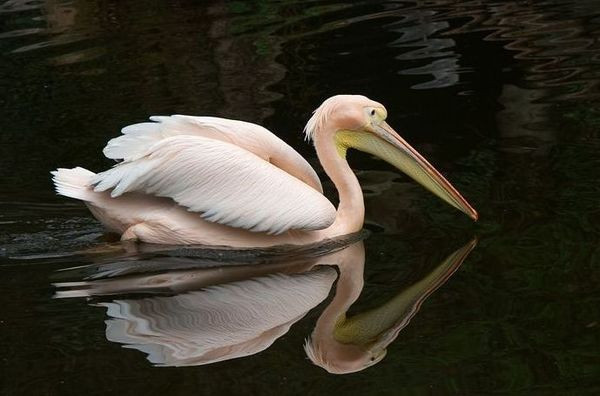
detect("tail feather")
[51,167,96,201]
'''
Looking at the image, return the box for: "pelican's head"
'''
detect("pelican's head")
[305,95,478,221]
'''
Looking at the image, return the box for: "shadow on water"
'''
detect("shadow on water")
[53,233,476,373]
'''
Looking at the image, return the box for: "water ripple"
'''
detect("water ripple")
[2,0,598,100]
[435,0,600,100]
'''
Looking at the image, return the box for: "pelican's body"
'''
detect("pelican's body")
[52,95,477,247]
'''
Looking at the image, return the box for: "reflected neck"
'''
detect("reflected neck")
[314,130,364,235]
[314,244,365,333]
[308,242,366,373]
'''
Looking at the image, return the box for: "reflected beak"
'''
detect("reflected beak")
[339,122,478,220]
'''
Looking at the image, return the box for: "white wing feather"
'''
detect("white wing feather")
[92,135,336,235]
[103,115,324,192]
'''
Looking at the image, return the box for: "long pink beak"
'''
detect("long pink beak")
[373,122,478,221]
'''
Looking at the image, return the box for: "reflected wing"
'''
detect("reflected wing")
[103,115,324,192]
[92,135,336,234]
[100,267,337,367]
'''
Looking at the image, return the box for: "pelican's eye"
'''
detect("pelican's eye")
[364,106,386,132]
[366,107,379,122]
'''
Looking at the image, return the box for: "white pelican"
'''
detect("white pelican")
[52,95,477,247]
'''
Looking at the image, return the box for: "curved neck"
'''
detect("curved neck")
[314,131,364,235]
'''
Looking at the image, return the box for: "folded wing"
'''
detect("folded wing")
[92,135,336,235]
[103,115,324,192]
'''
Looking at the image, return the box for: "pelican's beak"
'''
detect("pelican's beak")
[337,122,478,220]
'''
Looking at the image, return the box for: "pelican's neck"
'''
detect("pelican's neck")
[314,130,364,235]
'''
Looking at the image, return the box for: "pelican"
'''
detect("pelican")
[52,95,477,247]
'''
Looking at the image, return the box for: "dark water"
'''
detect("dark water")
[1,0,599,394]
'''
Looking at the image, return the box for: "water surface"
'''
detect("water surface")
[1,1,599,394]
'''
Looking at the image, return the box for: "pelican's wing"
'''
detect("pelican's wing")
[103,115,324,192]
[92,135,336,234]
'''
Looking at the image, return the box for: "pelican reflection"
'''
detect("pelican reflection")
[306,238,476,374]
[54,236,475,371]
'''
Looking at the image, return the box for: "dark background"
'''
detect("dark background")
[1,1,599,395]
